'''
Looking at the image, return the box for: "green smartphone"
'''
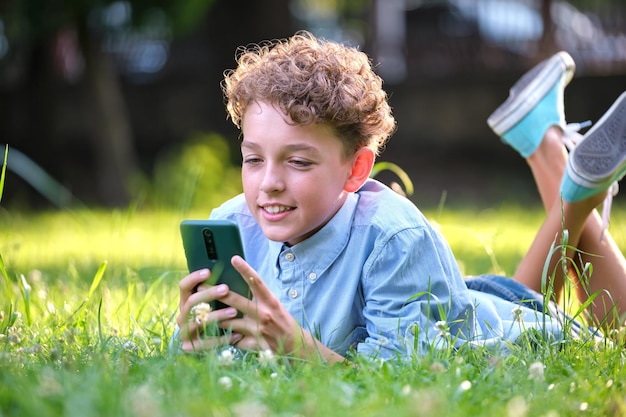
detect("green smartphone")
[180,220,251,315]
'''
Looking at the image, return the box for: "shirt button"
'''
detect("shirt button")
[288,288,298,299]
[285,252,295,262]
[308,272,317,281]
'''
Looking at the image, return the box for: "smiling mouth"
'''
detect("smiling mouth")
[262,205,294,214]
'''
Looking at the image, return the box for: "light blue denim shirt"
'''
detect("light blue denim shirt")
[210,179,566,358]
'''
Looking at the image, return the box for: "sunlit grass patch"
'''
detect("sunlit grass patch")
[429,203,626,278]
[2,201,626,416]
[430,205,543,277]
[0,208,194,277]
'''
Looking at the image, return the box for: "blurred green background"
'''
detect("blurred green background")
[1,0,625,211]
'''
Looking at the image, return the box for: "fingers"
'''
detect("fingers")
[231,255,272,300]
[178,265,256,353]
[233,335,271,351]
[178,306,239,338]
[178,304,243,353]
[180,327,243,353]
[177,257,284,354]
[177,286,230,326]
[177,281,231,328]
[178,268,210,308]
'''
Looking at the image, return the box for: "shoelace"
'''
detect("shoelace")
[563,120,617,240]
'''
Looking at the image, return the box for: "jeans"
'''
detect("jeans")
[466,274,602,338]
[465,274,546,312]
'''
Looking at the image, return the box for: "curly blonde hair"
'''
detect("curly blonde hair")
[221,31,396,156]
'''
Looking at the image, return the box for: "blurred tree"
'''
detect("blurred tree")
[539,0,556,55]
[0,0,216,206]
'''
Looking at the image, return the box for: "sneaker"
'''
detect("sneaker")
[561,91,626,203]
[488,51,575,158]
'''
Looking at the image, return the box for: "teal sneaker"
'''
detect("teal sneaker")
[488,51,575,158]
[561,91,626,203]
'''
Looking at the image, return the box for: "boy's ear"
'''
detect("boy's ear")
[344,147,375,192]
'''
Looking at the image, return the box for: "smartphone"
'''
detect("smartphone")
[180,220,251,315]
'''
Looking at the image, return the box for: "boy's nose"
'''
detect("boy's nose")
[259,166,285,193]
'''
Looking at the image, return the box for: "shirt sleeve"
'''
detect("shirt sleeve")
[357,225,475,359]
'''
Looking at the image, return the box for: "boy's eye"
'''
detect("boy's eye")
[290,159,312,168]
[243,157,262,164]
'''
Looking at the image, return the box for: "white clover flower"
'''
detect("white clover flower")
[190,302,213,325]
[46,302,56,314]
[123,340,139,352]
[458,380,472,393]
[528,361,544,381]
[258,349,275,366]
[28,269,43,284]
[506,396,528,417]
[126,384,163,417]
[37,369,63,397]
[218,376,233,390]
[434,321,448,331]
[8,326,22,344]
[434,320,450,338]
[219,348,235,365]
[429,362,446,373]
[511,306,525,322]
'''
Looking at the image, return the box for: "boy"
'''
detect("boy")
[176,31,626,362]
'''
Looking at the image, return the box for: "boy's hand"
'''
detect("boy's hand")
[177,258,345,363]
[221,256,304,354]
[177,268,244,352]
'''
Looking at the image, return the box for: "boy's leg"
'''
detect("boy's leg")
[488,51,576,297]
[516,131,626,327]
[559,92,626,326]
[488,52,626,327]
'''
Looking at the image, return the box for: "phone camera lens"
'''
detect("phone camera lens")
[202,228,218,261]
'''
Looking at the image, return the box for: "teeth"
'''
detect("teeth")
[264,205,291,214]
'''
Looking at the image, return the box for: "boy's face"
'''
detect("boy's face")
[241,101,356,246]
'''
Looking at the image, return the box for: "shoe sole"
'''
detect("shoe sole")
[567,91,626,188]
[487,52,575,135]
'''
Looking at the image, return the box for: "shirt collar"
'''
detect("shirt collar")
[267,192,359,276]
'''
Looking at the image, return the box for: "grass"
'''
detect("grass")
[3,199,626,416]
[3,116,626,415]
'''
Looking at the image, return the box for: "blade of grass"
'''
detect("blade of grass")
[135,270,169,320]
[0,253,12,305]
[64,261,108,324]
[18,274,31,326]
[97,297,105,348]
[370,161,414,196]
[87,261,107,300]
[0,144,7,203]
[0,253,17,333]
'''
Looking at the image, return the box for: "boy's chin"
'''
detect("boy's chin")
[262,228,310,246]
[261,228,294,244]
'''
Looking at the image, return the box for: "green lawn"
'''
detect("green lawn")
[2,204,626,417]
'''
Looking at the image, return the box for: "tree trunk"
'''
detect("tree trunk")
[539,0,556,57]
[78,23,138,206]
